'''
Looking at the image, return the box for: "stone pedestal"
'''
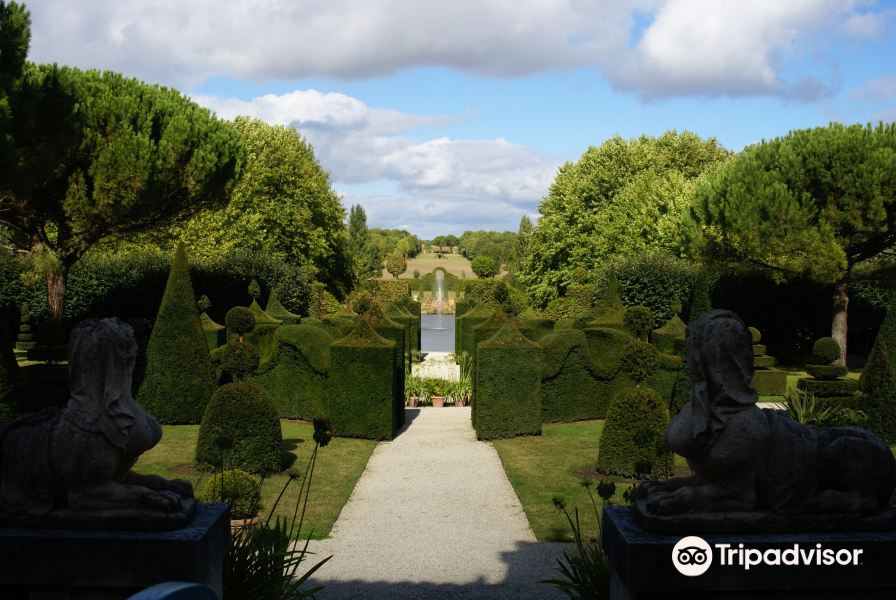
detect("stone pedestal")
[603,505,896,600]
[0,504,229,600]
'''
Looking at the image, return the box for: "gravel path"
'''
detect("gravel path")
[307,407,572,599]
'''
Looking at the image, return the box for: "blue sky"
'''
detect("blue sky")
[24,0,896,239]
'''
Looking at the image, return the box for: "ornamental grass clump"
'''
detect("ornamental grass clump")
[222,418,335,600]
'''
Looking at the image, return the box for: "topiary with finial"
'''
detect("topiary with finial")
[804,337,849,380]
[248,279,261,301]
[226,307,255,340]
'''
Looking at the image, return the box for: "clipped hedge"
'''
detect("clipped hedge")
[0,315,18,421]
[195,382,284,474]
[473,323,541,439]
[394,296,422,351]
[861,340,896,444]
[200,312,226,350]
[539,329,610,422]
[464,278,504,309]
[457,303,494,357]
[652,313,686,355]
[138,245,216,424]
[370,312,407,426]
[386,304,414,372]
[373,279,410,308]
[597,385,672,478]
[328,318,400,440]
[250,324,332,420]
[603,254,700,329]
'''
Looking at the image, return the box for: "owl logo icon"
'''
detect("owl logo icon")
[672,536,713,576]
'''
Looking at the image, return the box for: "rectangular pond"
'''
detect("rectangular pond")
[421,314,455,353]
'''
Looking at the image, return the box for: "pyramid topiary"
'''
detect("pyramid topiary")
[138,244,216,424]
[860,340,896,444]
[264,287,301,324]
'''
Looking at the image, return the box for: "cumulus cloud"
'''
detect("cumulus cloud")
[196,90,560,235]
[25,0,889,100]
[851,74,896,102]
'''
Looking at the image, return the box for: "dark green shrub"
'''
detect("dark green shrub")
[372,280,410,308]
[597,386,672,478]
[200,312,226,350]
[226,307,256,336]
[196,382,284,473]
[811,337,841,365]
[328,318,400,440]
[200,469,262,519]
[370,312,407,427]
[198,295,212,313]
[249,300,282,326]
[805,364,849,380]
[464,278,503,308]
[619,341,660,384]
[602,255,699,328]
[543,295,590,321]
[137,244,216,424]
[248,279,262,300]
[221,341,260,381]
[0,316,18,421]
[457,303,493,357]
[669,365,690,415]
[473,323,541,439]
[688,269,712,323]
[623,306,653,340]
[250,324,332,419]
[860,339,896,444]
[796,378,859,397]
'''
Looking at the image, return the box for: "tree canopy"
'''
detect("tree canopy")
[369,228,421,258]
[520,131,730,307]
[471,255,499,278]
[347,204,382,288]
[175,117,350,294]
[685,122,896,362]
[458,230,518,267]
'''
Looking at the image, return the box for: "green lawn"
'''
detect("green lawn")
[134,420,377,539]
[493,420,689,543]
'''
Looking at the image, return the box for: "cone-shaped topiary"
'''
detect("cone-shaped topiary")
[138,244,216,424]
[264,287,301,324]
[199,469,261,519]
[689,270,712,323]
[597,385,672,478]
[860,339,896,444]
[196,382,283,473]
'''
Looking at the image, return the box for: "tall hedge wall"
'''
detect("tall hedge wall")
[395,296,422,351]
[373,279,410,308]
[371,313,407,426]
[457,303,494,357]
[473,323,542,439]
[386,304,414,372]
[0,315,18,421]
[249,324,332,420]
[137,245,216,424]
[328,318,400,440]
[540,329,612,422]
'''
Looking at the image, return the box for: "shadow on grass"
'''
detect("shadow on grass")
[310,539,572,600]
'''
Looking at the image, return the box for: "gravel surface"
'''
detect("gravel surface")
[306,407,573,599]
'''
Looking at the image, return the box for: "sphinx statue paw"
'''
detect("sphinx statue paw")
[141,489,185,513]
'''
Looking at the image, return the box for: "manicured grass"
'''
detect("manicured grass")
[493,420,689,542]
[134,420,377,539]
[382,252,474,279]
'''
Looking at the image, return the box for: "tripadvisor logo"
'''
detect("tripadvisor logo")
[672,536,864,576]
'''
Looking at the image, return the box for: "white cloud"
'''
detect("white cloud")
[196,90,560,235]
[24,0,888,100]
[851,74,896,102]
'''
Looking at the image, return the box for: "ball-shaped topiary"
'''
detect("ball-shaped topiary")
[812,337,841,365]
[225,306,256,336]
[597,386,672,478]
[221,340,260,381]
[749,327,761,344]
[196,382,284,474]
[623,305,654,340]
[351,291,376,315]
[470,255,498,278]
[200,469,261,519]
[620,340,660,384]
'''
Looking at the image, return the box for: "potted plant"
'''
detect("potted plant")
[430,378,446,408]
[405,375,421,408]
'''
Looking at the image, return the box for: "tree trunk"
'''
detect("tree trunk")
[831,276,849,366]
[46,268,67,324]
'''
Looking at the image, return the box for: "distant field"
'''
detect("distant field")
[380,252,475,279]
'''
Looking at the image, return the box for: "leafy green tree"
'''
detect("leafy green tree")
[0,37,244,322]
[458,230,518,266]
[685,123,896,364]
[384,251,407,279]
[175,117,350,294]
[471,255,498,278]
[0,1,29,170]
[347,204,382,288]
[368,228,421,259]
[521,131,729,307]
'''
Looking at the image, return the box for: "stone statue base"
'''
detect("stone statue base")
[0,503,228,600]
[604,505,896,600]
[633,498,896,534]
[0,498,196,531]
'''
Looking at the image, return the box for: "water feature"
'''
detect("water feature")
[421,269,454,352]
[433,269,445,330]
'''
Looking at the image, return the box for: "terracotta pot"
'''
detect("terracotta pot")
[406,396,418,408]
[431,395,445,408]
[230,516,259,534]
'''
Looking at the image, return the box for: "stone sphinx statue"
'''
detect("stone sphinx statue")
[634,309,896,533]
[0,318,194,529]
